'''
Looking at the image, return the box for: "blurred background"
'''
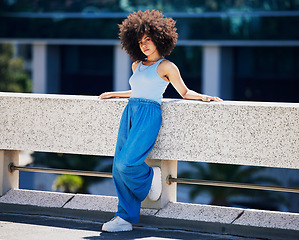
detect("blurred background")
[1,0,298,213]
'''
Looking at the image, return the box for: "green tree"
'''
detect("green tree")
[53,175,83,193]
[0,43,32,93]
[180,162,288,210]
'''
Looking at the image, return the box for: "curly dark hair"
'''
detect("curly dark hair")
[118,10,178,62]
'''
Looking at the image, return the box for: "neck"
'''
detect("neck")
[146,51,163,62]
[145,57,163,63]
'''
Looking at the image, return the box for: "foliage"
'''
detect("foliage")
[32,152,112,194]
[53,174,83,193]
[0,43,32,93]
[179,162,288,210]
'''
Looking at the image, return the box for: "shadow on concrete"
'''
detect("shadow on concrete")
[0,212,251,240]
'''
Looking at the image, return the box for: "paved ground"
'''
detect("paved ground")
[0,212,262,240]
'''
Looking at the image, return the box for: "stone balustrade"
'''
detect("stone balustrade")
[0,92,299,239]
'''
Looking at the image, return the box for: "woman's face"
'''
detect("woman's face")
[138,35,159,58]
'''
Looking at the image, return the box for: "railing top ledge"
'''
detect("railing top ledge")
[1,92,299,108]
[1,92,298,169]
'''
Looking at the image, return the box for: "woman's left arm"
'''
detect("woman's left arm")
[161,61,222,102]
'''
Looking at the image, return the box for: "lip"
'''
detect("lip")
[143,49,149,52]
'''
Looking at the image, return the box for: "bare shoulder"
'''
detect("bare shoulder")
[132,61,140,72]
[158,60,179,74]
[159,60,178,70]
[157,60,181,82]
[160,59,176,68]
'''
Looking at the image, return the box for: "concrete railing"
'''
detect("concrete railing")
[1,92,299,239]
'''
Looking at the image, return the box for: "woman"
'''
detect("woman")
[99,10,222,232]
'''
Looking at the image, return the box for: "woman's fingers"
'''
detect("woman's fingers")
[212,96,223,102]
[201,95,223,102]
[98,92,111,99]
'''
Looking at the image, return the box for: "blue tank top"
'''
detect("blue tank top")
[129,59,169,104]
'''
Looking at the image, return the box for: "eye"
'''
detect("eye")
[138,37,150,45]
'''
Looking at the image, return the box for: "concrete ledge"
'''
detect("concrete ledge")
[0,189,74,208]
[1,92,299,169]
[233,208,299,230]
[63,194,118,212]
[157,202,299,231]
[156,201,243,224]
[1,189,298,240]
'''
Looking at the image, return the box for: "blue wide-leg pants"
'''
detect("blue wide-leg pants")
[113,98,162,224]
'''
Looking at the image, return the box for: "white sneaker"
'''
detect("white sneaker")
[148,167,162,201]
[102,216,132,232]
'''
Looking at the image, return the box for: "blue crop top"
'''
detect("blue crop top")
[129,59,169,104]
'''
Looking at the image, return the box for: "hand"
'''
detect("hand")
[98,92,114,99]
[201,95,223,102]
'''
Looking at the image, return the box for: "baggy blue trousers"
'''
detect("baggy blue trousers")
[113,98,162,224]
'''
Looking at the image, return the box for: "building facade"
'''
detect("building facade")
[1,0,299,102]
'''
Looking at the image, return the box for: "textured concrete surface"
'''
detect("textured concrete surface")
[233,208,299,230]
[63,194,118,212]
[0,92,123,157]
[1,189,299,234]
[156,201,299,231]
[155,201,243,224]
[1,92,298,169]
[0,212,262,240]
[0,189,74,208]
[62,192,159,216]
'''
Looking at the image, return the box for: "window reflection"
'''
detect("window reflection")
[2,0,299,13]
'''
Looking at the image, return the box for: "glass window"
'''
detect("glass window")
[0,17,120,39]
[2,1,299,13]
[1,15,298,40]
[233,47,299,102]
[176,16,299,40]
[60,45,113,95]
[2,1,299,40]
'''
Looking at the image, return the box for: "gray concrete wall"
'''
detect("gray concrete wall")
[1,93,299,239]
[0,92,298,169]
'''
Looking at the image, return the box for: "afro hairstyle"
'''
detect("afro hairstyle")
[118,10,178,62]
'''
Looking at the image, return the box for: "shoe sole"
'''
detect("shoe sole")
[148,167,162,201]
[102,227,133,232]
[102,223,133,232]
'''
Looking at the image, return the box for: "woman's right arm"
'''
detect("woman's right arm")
[98,90,132,99]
